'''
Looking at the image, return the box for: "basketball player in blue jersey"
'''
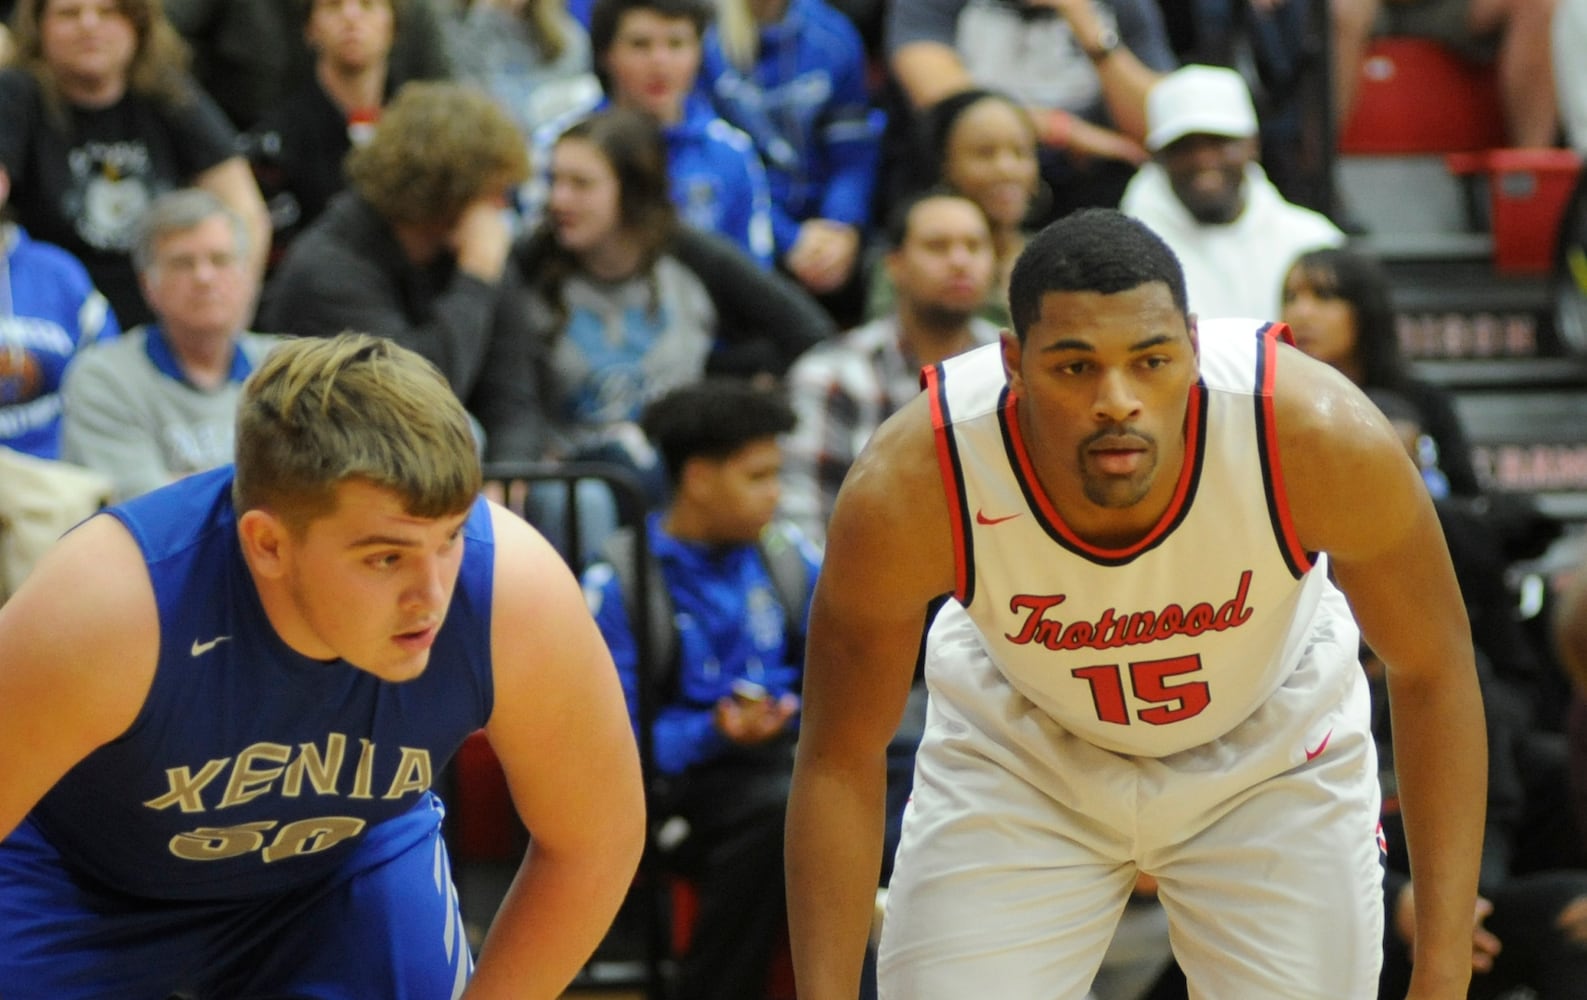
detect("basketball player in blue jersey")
[786,209,1487,999]
[0,334,645,999]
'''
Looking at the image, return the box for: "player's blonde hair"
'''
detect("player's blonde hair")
[233,334,481,533]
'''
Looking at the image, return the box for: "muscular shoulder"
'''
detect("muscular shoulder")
[484,502,601,658]
[1,513,160,744]
[825,393,956,591]
[1269,344,1425,557]
[486,502,573,608]
[842,392,939,504]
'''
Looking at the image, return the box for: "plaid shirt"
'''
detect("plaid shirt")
[780,315,1000,542]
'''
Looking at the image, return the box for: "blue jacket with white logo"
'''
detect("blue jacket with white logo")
[0,223,120,458]
[700,0,881,254]
[583,513,819,776]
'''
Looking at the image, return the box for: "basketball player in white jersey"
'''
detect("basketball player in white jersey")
[786,209,1487,999]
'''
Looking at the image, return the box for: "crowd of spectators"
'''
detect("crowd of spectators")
[3,0,1587,997]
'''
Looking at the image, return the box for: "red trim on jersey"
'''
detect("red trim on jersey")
[1003,385,1205,561]
[925,364,972,602]
[1260,324,1314,574]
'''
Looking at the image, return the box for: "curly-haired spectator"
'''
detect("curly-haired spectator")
[261,80,537,463]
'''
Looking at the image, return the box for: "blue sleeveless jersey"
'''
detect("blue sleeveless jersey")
[27,467,496,901]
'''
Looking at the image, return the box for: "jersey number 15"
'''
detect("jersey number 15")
[1072,654,1210,725]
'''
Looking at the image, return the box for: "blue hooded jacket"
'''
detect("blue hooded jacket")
[583,513,819,776]
[699,0,881,255]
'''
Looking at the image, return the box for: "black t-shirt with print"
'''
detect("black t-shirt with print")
[0,69,238,327]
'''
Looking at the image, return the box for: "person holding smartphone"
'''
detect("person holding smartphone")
[582,378,821,1000]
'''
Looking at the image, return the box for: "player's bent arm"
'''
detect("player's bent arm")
[1278,357,1485,999]
[787,399,956,1000]
[0,515,158,839]
[466,506,646,1000]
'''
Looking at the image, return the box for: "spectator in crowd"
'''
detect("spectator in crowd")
[1333,0,1558,148]
[784,190,998,543]
[0,0,271,328]
[1281,245,1482,497]
[527,0,777,268]
[1554,0,1587,153]
[245,0,399,273]
[161,0,451,132]
[1120,63,1343,322]
[582,377,820,1000]
[504,108,830,510]
[869,88,1039,327]
[62,188,277,500]
[0,163,120,460]
[260,81,538,464]
[444,0,598,140]
[885,0,1176,220]
[700,0,880,299]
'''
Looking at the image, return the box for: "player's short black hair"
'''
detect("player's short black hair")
[1008,209,1189,341]
[641,378,796,483]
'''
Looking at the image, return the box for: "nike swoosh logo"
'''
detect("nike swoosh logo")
[975,510,1022,525]
[1305,728,1333,762]
[191,635,232,657]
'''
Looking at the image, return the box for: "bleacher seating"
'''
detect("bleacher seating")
[1329,29,1587,546]
[1338,37,1505,156]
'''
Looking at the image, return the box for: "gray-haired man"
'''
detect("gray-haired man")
[62,188,279,500]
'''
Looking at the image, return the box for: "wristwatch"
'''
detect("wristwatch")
[1083,25,1120,63]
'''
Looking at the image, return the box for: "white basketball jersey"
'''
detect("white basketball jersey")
[925,318,1351,757]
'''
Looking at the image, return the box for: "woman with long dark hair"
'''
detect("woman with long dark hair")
[501,107,830,552]
[1282,245,1481,498]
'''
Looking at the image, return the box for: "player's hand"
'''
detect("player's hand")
[714,692,799,745]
